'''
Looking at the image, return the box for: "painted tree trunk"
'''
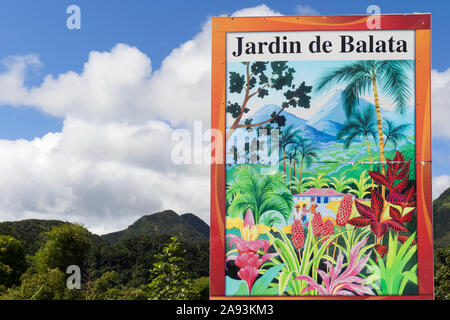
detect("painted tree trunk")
[365,135,375,188]
[298,158,304,194]
[371,74,386,198]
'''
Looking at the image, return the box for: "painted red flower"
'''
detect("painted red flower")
[312,212,324,237]
[291,219,305,249]
[336,194,353,226]
[321,220,335,247]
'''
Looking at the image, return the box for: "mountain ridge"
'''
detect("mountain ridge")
[101,210,209,243]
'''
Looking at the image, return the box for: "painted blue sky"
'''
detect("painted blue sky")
[0,0,448,233]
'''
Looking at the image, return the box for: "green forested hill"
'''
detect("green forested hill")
[101,210,209,243]
[0,211,210,292]
[434,187,450,249]
[0,219,66,255]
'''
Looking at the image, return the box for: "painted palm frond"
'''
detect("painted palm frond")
[348,170,372,199]
[329,175,351,193]
[305,173,330,189]
[336,106,378,149]
[383,119,410,149]
[315,60,414,184]
[226,166,294,224]
[376,60,414,114]
[316,61,373,117]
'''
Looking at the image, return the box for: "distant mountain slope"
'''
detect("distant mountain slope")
[241,104,335,143]
[101,210,209,243]
[306,91,350,127]
[434,187,450,249]
[307,90,415,136]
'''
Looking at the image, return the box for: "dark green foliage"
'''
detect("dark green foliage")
[434,245,450,300]
[0,219,65,255]
[147,236,194,300]
[102,210,209,243]
[34,223,93,272]
[0,211,210,300]
[283,81,312,108]
[0,235,26,287]
[229,71,245,94]
[227,61,312,130]
[434,187,450,249]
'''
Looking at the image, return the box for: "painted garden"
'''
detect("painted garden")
[224,59,418,296]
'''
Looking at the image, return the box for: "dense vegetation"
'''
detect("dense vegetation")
[0,211,209,300]
[0,187,448,300]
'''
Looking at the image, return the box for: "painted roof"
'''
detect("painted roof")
[294,188,345,197]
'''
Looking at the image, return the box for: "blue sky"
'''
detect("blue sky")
[0,0,448,232]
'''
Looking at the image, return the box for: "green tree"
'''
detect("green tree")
[226,165,294,224]
[34,223,92,272]
[226,61,312,141]
[337,107,378,166]
[295,137,319,192]
[348,170,372,199]
[383,119,410,149]
[316,60,414,195]
[147,237,193,300]
[0,235,26,287]
[305,173,330,189]
[279,125,303,179]
[434,245,450,300]
[329,175,352,193]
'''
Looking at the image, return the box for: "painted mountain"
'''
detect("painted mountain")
[248,104,335,143]
[306,90,414,137]
[238,90,414,142]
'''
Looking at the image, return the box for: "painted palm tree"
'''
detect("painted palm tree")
[280,125,303,180]
[336,106,378,180]
[329,174,352,193]
[226,165,294,224]
[348,170,372,199]
[295,137,319,192]
[383,119,411,149]
[316,60,414,195]
[305,173,330,189]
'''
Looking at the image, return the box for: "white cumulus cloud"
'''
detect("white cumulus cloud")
[0,4,282,234]
[433,174,450,200]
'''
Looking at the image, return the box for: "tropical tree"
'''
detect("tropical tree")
[316,60,414,195]
[279,125,303,179]
[0,235,26,287]
[305,173,330,189]
[295,138,319,192]
[226,61,312,141]
[226,166,295,224]
[337,106,378,172]
[348,170,372,199]
[383,119,410,149]
[329,175,351,193]
[147,237,194,300]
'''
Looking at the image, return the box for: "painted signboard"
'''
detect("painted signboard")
[210,14,432,299]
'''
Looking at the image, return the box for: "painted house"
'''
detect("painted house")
[294,188,345,204]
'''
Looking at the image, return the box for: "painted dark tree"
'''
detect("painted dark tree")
[226,61,312,141]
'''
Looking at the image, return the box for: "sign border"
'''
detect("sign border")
[210,13,433,300]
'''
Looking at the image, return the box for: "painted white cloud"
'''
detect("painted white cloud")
[0,4,281,234]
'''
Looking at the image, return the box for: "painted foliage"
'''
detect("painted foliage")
[224,58,418,297]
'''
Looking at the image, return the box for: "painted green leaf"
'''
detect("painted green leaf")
[225,276,249,296]
[251,263,285,296]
